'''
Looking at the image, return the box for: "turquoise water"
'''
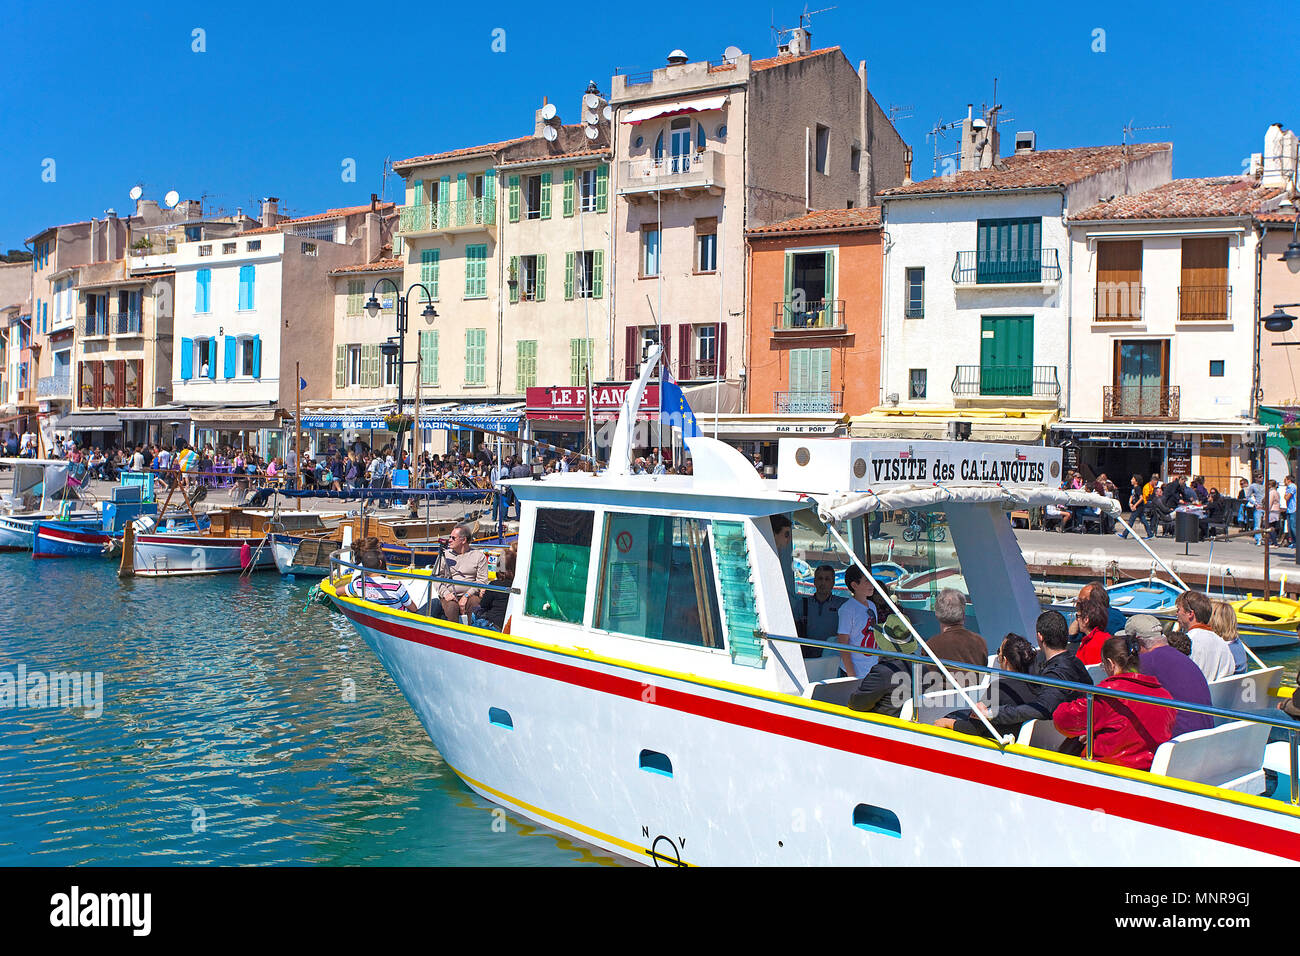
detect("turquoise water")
[0,556,616,866]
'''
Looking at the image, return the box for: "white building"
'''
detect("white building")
[1059,176,1282,488]
[870,111,1171,442]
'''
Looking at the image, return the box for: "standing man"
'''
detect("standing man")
[1246,471,1265,546]
[836,565,879,680]
[490,455,508,524]
[799,564,845,663]
[1286,474,1297,551]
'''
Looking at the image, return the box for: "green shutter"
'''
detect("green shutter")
[438,175,451,227]
[484,168,496,202]
[335,345,346,388]
[563,169,575,217]
[790,348,808,393]
[592,249,604,298]
[595,164,608,213]
[347,279,364,315]
[465,244,487,298]
[539,172,552,219]
[783,253,795,325]
[535,254,546,301]
[571,338,594,387]
[420,248,440,300]
[516,340,537,392]
[466,329,486,385]
[508,175,520,222]
[564,252,575,300]
[814,348,832,391]
[456,172,467,201]
[509,256,519,304]
[823,250,836,321]
[413,179,424,206]
[419,330,439,386]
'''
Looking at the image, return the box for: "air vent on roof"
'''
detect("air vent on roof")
[1015,131,1037,154]
[667,49,688,65]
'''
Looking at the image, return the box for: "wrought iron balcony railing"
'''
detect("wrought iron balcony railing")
[1094,284,1145,321]
[772,298,845,332]
[951,365,1060,400]
[83,314,108,337]
[37,373,71,398]
[679,359,720,380]
[398,197,497,233]
[773,390,843,414]
[1178,285,1231,321]
[953,247,1061,285]
[113,311,142,335]
[1102,384,1180,422]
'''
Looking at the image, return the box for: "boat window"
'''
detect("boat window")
[713,520,766,667]
[524,508,595,624]
[595,513,725,649]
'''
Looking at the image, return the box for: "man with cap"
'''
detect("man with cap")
[1129,613,1213,737]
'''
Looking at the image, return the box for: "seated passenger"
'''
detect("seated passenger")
[924,587,987,688]
[1129,613,1213,737]
[848,622,920,717]
[470,548,514,632]
[1053,635,1175,771]
[1210,600,1249,675]
[1071,583,1113,666]
[934,633,1038,738]
[1176,590,1236,681]
[433,523,492,622]
[345,537,418,613]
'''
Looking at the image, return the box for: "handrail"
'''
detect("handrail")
[785,634,1300,803]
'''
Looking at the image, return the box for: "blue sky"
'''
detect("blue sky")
[3,0,1294,252]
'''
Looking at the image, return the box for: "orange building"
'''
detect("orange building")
[745,207,882,416]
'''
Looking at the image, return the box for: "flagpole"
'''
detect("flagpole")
[295,361,302,510]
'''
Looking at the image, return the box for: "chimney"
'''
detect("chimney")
[666,49,688,65]
[260,197,281,228]
[960,103,1000,172]
[1014,131,1037,154]
[1263,124,1299,188]
[787,27,811,56]
[370,192,379,213]
[902,146,913,185]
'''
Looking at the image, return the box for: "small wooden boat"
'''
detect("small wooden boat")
[124,508,341,578]
[1232,595,1300,630]
[1105,578,1181,613]
[0,459,96,550]
[31,518,113,558]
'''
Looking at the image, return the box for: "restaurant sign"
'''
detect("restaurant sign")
[526,384,660,420]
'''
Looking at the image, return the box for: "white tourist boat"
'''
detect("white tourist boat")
[0,459,96,550]
[321,352,1300,866]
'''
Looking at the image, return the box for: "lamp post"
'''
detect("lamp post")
[366,280,436,463]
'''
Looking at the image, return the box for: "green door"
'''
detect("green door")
[976,218,1042,283]
[980,316,1033,396]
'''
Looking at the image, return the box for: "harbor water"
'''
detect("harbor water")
[0,555,617,866]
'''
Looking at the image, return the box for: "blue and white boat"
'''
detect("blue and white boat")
[0,459,96,550]
[1105,577,1182,613]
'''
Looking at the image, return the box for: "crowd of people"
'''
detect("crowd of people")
[831,578,1265,771]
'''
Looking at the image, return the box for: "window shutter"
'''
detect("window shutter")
[539,172,552,219]
[660,326,671,374]
[536,254,546,301]
[484,168,496,203]
[207,337,217,379]
[517,340,537,392]
[181,338,193,380]
[336,345,346,387]
[815,348,832,392]
[563,169,575,217]
[509,256,519,304]
[508,175,520,222]
[456,172,467,202]
[564,252,575,300]
[413,179,424,206]
[438,175,451,226]
[115,360,126,407]
[224,335,236,378]
[678,323,691,377]
[253,335,262,378]
[790,348,807,393]
[823,251,835,312]
[239,264,255,310]
[92,361,103,406]
[595,164,608,213]
[717,322,728,378]
[625,327,639,378]
[592,249,604,298]
[77,362,85,406]
[570,338,582,386]
[430,330,439,384]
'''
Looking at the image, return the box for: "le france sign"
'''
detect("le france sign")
[526,384,660,420]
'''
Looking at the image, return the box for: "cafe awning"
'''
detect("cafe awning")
[189,407,283,428]
[54,412,121,430]
[418,402,525,431]
[621,95,728,125]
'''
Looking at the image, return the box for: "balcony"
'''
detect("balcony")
[1102,384,1180,422]
[83,315,109,338]
[772,299,846,333]
[618,150,724,198]
[398,197,496,235]
[679,359,720,380]
[774,390,843,414]
[1178,285,1231,322]
[113,311,142,336]
[1094,284,1145,321]
[952,248,1061,286]
[37,373,71,399]
[951,365,1060,401]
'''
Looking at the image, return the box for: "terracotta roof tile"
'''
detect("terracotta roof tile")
[746,206,881,236]
[499,147,610,167]
[328,258,405,276]
[751,46,841,71]
[395,134,536,169]
[238,202,395,235]
[1257,209,1298,224]
[1071,177,1284,220]
[881,143,1172,197]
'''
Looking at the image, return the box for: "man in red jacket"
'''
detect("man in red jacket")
[1053,634,1175,771]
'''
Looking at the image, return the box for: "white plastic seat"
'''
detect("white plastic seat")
[803,675,859,705]
[1207,667,1283,721]
[899,676,991,724]
[1149,720,1271,794]
[1016,718,1068,752]
[1085,663,1106,683]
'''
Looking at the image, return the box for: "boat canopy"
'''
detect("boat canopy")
[815,484,1121,524]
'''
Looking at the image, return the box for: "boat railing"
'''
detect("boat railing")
[327,550,518,620]
[786,633,1300,804]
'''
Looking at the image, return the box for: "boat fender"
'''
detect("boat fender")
[240,541,252,569]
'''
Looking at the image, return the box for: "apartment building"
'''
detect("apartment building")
[0,262,29,432]
[1062,175,1281,488]
[171,199,392,457]
[608,27,907,428]
[870,108,1171,443]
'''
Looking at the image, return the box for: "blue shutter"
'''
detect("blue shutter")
[224,335,236,378]
[207,337,217,379]
[253,335,262,378]
[180,338,193,380]
[239,265,255,310]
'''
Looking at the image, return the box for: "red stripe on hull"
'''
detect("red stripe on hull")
[343,604,1300,862]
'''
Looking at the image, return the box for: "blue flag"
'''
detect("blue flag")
[660,371,701,438]
[299,376,307,391]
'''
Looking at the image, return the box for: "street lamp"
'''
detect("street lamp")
[366,279,437,460]
[1265,303,1300,333]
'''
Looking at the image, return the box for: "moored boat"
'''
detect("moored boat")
[125,507,335,578]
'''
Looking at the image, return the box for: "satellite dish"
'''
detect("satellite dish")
[723,45,743,63]
[541,103,557,121]
[971,118,988,130]
[584,93,600,109]
[584,110,598,125]
[543,125,559,142]
[129,185,144,201]
[584,126,599,141]
[164,190,180,208]
[603,105,613,121]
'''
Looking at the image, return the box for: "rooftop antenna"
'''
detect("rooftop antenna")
[772,4,836,46]
[381,156,394,204]
[888,104,913,124]
[1121,119,1172,192]
[927,116,961,176]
